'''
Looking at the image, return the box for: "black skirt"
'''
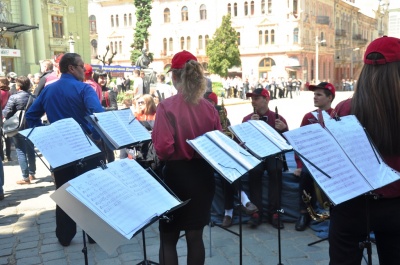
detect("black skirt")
[160,159,215,232]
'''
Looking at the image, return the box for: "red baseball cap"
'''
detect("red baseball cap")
[309,82,336,99]
[246,88,270,99]
[169,50,197,71]
[364,36,400,65]
[84,64,93,76]
[204,91,218,105]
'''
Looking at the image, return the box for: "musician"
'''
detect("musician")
[25,53,105,246]
[293,82,335,231]
[330,36,400,265]
[152,50,221,265]
[203,91,258,228]
[243,88,288,228]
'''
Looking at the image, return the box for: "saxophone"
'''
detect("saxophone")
[219,99,234,138]
[302,189,330,222]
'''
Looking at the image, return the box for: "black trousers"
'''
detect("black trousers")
[54,155,102,244]
[329,195,400,265]
[248,156,283,221]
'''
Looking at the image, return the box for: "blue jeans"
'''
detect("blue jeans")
[0,159,4,194]
[12,134,36,180]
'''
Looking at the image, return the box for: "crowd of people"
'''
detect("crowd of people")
[1,35,399,265]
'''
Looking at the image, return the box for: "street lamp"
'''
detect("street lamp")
[315,36,326,83]
[350,47,360,79]
[0,26,7,74]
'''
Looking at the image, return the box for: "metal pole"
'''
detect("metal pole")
[315,36,319,83]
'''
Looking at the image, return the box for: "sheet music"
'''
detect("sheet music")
[248,120,292,151]
[283,124,372,205]
[229,122,283,158]
[90,109,151,148]
[205,130,260,170]
[19,118,101,169]
[324,115,400,188]
[187,132,257,183]
[66,159,180,239]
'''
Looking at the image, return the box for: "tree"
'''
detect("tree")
[206,14,241,77]
[130,0,153,65]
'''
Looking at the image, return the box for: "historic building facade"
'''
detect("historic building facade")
[0,0,89,75]
[89,0,384,88]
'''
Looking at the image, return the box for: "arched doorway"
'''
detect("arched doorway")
[259,57,276,79]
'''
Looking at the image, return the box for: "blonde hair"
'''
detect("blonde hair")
[138,94,157,115]
[171,60,206,104]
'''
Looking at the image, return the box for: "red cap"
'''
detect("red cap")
[84,64,93,76]
[246,88,270,99]
[204,91,218,105]
[309,82,336,98]
[170,50,197,70]
[364,36,400,65]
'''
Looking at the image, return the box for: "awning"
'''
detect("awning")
[286,57,301,67]
[0,21,38,33]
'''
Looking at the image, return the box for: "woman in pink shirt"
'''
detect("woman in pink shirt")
[152,51,221,265]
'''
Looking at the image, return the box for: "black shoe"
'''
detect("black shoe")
[58,239,71,247]
[248,212,261,228]
[271,213,284,229]
[295,213,310,231]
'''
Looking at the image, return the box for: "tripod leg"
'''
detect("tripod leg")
[308,237,328,246]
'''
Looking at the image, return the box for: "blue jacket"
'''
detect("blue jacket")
[2,90,30,119]
[25,73,104,138]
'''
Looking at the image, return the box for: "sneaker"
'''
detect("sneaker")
[16,179,31,185]
[248,212,261,228]
[29,175,36,181]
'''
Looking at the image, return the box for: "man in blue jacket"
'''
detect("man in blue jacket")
[26,53,105,247]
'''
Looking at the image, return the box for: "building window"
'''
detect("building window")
[265,30,269,44]
[163,38,167,54]
[200,4,207,20]
[129,13,132,26]
[164,8,170,23]
[261,0,265,14]
[251,1,255,15]
[119,41,122,53]
[187,36,191,50]
[227,3,231,15]
[244,2,248,16]
[198,35,203,50]
[111,15,114,27]
[205,35,209,48]
[181,6,189,21]
[259,30,263,45]
[293,28,299,43]
[89,15,96,34]
[115,41,118,53]
[237,32,240,46]
[271,29,275,44]
[234,3,238,16]
[181,37,185,50]
[116,15,119,27]
[268,0,272,14]
[293,0,298,18]
[169,38,173,52]
[52,15,63,38]
[110,42,114,53]
[124,14,127,26]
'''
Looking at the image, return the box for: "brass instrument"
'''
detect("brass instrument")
[302,188,330,222]
[219,99,234,138]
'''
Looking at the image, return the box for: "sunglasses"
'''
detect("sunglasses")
[137,101,145,105]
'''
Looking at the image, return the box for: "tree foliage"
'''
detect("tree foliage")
[206,14,241,77]
[130,0,153,64]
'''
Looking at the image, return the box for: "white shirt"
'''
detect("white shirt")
[157,83,176,99]
[133,77,144,96]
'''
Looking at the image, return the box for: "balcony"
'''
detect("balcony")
[335,29,347,37]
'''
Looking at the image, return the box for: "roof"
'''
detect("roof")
[0,21,38,33]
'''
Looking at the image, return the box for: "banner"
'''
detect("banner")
[91,64,141,72]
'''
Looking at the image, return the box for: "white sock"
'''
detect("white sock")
[240,191,250,206]
[225,209,233,217]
